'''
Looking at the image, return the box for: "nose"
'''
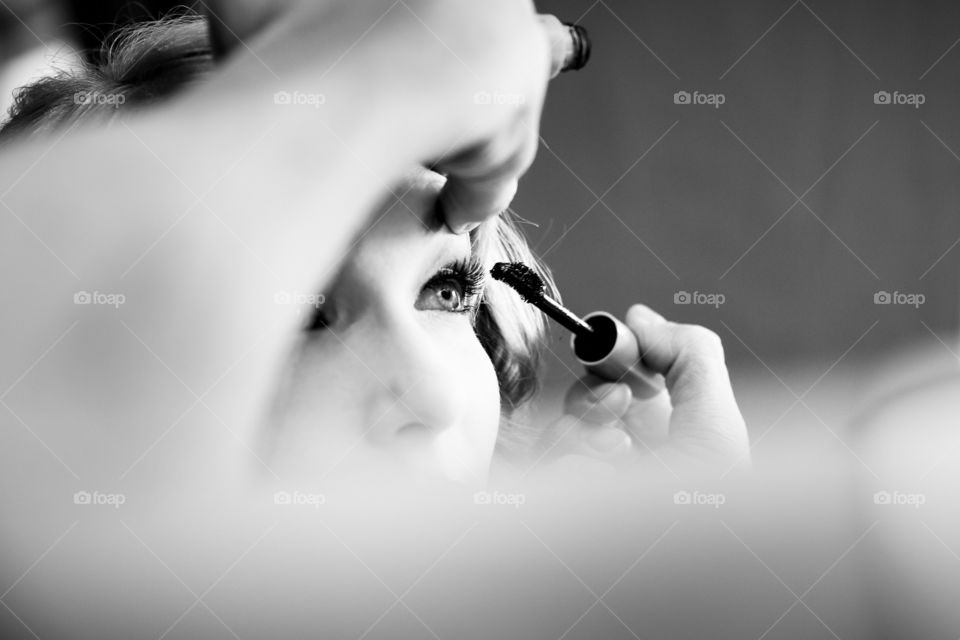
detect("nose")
[357,317,468,443]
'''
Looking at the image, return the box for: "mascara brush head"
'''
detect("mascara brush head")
[491,263,665,397]
[490,262,546,304]
[490,262,594,338]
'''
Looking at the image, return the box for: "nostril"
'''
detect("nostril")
[395,422,433,443]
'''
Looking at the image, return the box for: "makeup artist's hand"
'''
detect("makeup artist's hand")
[204,0,561,234]
[541,305,749,478]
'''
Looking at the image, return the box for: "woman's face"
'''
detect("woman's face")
[268,169,502,486]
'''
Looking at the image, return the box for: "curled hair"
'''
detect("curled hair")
[472,211,558,454]
[0,14,212,141]
[0,13,557,444]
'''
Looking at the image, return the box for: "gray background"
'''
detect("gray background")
[520,0,960,400]
[2,4,959,639]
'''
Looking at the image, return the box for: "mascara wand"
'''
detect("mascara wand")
[491,262,663,398]
[490,263,594,338]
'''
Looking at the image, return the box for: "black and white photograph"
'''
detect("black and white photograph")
[1,1,958,638]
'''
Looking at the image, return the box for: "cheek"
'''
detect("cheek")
[264,323,503,478]
[453,325,502,452]
[265,338,365,461]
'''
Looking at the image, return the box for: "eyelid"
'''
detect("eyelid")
[306,256,485,332]
[419,257,486,316]
[426,258,485,297]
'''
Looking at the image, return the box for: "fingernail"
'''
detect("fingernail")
[583,426,628,452]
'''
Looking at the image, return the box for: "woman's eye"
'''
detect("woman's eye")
[416,279,469,313]
[415,261,483,315]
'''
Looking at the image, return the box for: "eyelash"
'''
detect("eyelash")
[423,258,486,315]
[304,258,485,331]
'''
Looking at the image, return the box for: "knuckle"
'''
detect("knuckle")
[487,123,537,180]
[460,138,508,178]
[457,134,526,185]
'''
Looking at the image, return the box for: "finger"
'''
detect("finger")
[202,0,281,59]
[438,174,519,234]
[624,304,748,461]
[566,371,669,453]
[620,391,671,450]
[578,424,631,457]
[538,15,570,77]
[536,415,630,462]
[624,304,725,406]
[563,375,632,425]
[537,14,591,78]
[436,111,537,233]
[624,303,667,325]
[436,12,556,234]
[561,376,635,461]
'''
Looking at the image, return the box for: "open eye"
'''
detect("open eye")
[415,259,484,315]
[417,277,469,313]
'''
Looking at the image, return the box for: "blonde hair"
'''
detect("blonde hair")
[0,13,557,446]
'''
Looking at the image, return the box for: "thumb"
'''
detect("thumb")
[624,305,748,463]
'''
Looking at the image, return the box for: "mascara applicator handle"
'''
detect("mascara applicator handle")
[570,311,664,399]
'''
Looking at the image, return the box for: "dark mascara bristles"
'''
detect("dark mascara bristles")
[491,262,594,338]
[490,262,545,303]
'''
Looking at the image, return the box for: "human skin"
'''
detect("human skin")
[0,0,745,495]
[0,0,552,492]
[263,169,501,487]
